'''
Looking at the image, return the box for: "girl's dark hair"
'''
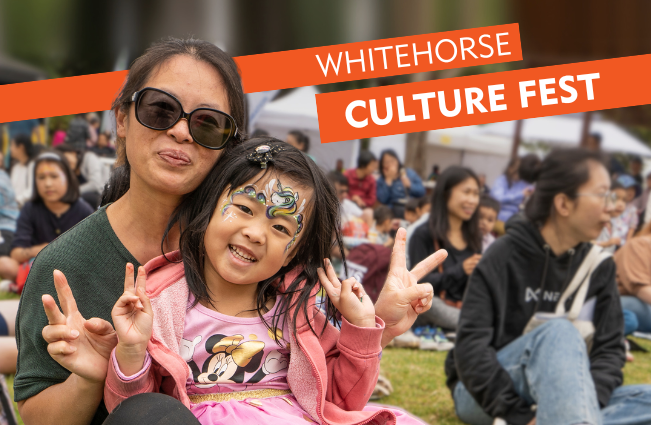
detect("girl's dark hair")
[168,137,343,340]
[12,134,35,160]
[31,151,80,204]
[524,148,608,225]
[378,149,402,179]
[428,166,482,252]
[101,37,246,206]
[518,154,542,183]
[288,130,310,153]
[55,144,82,174]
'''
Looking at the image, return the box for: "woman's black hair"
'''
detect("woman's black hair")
[518,154,542,184]
[524,148,608,226]
[100,37,246,206]
[357,150,377,169]
[287,130,310,153]
[55,144,83,174]
[428,166,482,252]
[12,134,35,161]
[378,149,402,180]
[31,151,80,205]
[167,137,344,341]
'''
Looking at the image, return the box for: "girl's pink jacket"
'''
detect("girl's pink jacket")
[104,252,399,425]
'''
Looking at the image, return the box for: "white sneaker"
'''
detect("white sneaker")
[391,330,420,348]
[0,281,11,293]
[419,336,454,351]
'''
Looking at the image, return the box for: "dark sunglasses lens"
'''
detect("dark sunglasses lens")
[190,110,233,148]
[137,90,181,129]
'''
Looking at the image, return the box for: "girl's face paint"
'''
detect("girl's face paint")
[221,178,306,251]
[205,174,311,287]
[35,161,68,204]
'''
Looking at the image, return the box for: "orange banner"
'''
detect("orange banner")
[0,24,521,123]
[235,23,522,93]
[315,53,651,143]
[0,71,129,124]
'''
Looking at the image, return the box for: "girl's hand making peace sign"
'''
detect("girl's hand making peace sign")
[317,259,376,328]
[112,263,153,376]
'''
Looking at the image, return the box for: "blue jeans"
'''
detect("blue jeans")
[621,296,651,333]
[622,310,638,336]
[453,319,651,425]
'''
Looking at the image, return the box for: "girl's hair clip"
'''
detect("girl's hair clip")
[247,144,286,169]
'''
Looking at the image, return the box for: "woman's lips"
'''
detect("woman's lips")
[158,149,191,166]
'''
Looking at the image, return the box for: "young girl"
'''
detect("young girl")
[103,139,428,425]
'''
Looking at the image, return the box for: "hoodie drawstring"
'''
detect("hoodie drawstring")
[533,244,551,313]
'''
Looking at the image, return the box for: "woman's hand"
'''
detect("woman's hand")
[400,169,411,189]
[113,264,153,376]
[318,259,376,328]
[374,228,448,348]
[462,254,482,275]
[41,270,118,384]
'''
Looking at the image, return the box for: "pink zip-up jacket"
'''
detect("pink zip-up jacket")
[104,252,399,425]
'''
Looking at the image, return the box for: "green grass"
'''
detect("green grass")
[379,338,651,424]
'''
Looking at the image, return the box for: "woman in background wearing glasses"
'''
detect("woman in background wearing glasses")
[447,148,651,425]
[15,38,246,425]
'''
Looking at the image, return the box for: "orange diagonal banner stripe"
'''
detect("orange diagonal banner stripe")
[0,24,522,123]
[315,53,651,143]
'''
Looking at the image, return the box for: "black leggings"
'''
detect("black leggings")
[102,393,200,425]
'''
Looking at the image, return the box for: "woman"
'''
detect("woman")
[448,148,651,425]
[16,38,442,425]
[376,149,424,218]
[409,166,482,311]
[490,154,539,224]
[15,38,247,425]
[0,152,94,289]
[9,133,36,207]
[56,144,105,208]
[615,221,651,334]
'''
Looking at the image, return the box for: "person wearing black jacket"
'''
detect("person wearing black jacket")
[446,148,651,425]
[409,166,481,330]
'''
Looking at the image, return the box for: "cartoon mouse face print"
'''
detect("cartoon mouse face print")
[192,334,265,389]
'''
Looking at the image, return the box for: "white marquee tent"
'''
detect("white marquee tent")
[254,86,360,172]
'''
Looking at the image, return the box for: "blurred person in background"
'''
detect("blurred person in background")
[629,156,643,196]
[615,221,651,336]
[490,154,539,224]
[448,148,651,425]
[344,150,377,209]
[596,181,628,253]
[376,149,424,218]
[65,113,91,151]
[0,167,19,258]
[51,121,67,148]
[632,172,651,224]
[286,129,316,163]
[57,144,105,209]
[585,132,627,176]
[91,131,117,158]
[409,166,481,329]
[368,205,394,247]
[478,195,500,253]
[86,113,101,147]
[477,173,490,195]
[9,134,36,207]
[616,174,639,240]
[427,164,440,182]
[405,196,430,269]
[0,152,93,292]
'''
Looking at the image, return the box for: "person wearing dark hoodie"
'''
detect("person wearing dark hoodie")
[446,148,651,425]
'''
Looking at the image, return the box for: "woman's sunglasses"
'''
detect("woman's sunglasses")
[131,87,239,150]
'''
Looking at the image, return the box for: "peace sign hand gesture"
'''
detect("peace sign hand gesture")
[112,264,153,376]
[317,259,376,328]
[374,228,448,348]
[41,270,118,384]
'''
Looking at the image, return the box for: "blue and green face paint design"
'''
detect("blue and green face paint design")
[221,178,306,251]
